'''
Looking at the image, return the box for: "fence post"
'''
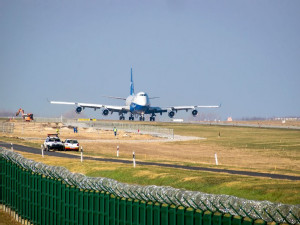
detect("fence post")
[81,147,83,163]
[213,212,222,225]
[132,200,140,225]
[185,208,194,225]
[41,145,44,157]
[203,211,212,225]
[176,206,185,225]
[133,152,136,168]
[232,216,242,225]
[195,209,203,225]
[120,197,126,225]
[222,214,232,225]
[153,203,161,225]
[215,153,218,166]
[126,199,133,225]
[147,202,153,225]
[139,201,147,225]
[169,205,176,225]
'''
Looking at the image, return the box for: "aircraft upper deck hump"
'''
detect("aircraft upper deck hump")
[130,68,134,95]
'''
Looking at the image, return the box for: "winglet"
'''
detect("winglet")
[130,67,134,95]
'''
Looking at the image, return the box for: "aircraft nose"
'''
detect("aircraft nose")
[141,97,147,105]
[143,97,149,106]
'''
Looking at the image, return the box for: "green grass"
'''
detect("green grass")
[16,153,299,205]
[0,135,41,149]
[160,123,300,150]
[86,165,299,204]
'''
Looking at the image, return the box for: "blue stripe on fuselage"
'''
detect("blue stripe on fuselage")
[130,103,148,113]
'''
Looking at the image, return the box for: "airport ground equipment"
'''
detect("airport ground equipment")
[0,148,299,225]
[43,134,64,151]
[63,139,79,151]
[15,108,34,122]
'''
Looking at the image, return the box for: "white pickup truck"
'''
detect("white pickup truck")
[43,134,64,151]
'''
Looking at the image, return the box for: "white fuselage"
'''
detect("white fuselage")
[126,92,150,114]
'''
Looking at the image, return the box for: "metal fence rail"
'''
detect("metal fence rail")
[34,117,174,138]
[0,148,299,225]
[66,121,174,138]
[0,122,14,133]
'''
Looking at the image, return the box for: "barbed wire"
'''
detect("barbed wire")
[1,148,299,224]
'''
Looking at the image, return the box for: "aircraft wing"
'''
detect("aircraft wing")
[50,101,129,113]
[146,104,220,114]
[166,104,221,111]
[146,107,168,114]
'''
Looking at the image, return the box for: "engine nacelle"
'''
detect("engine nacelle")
[192,109,198,117]
[102,109,109,116]
[168,111,175,118]
[75,107,82,114]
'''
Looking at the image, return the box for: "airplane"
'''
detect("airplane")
[50,68,221,121]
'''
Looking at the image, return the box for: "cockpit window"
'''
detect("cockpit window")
[138,93,148,97]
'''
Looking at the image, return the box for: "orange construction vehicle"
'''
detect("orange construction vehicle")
[16,108,34,122]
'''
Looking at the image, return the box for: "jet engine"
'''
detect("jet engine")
[102,109,109,116]
[168,111,175,118]
[75,107,82,114]
[192,109,198,117]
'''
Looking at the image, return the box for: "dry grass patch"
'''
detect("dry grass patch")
[2,121,300,176]
[135,170,169,179]
[11,121,160,141]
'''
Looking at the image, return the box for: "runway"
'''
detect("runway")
[1,141,299,181]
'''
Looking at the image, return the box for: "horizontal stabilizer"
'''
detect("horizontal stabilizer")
[102,95,127,100]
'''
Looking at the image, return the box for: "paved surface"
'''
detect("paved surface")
[1,141,299,181]
[20,135,204,143]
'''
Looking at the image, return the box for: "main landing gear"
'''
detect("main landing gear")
[150,116,155,121]
[119,115,125,120]
[127,114,156,121]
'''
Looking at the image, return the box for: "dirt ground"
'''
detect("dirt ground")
[0,208,21,225]
[11,121,161,141]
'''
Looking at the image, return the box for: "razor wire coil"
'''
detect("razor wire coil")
[0,148,299,224]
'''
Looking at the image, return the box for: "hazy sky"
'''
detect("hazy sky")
[1,0,299,120]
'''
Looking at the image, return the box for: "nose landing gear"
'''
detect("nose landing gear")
[129,114,134,121]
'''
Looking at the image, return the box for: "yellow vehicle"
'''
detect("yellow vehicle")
[16,108,34,122]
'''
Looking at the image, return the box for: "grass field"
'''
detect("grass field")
[0,121,299,205]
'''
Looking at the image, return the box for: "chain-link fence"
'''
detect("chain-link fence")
[34,117,174,138]
[0,122,14,133]
[66,121,174,138]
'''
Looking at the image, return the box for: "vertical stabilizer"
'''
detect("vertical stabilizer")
[130,68,134,95]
